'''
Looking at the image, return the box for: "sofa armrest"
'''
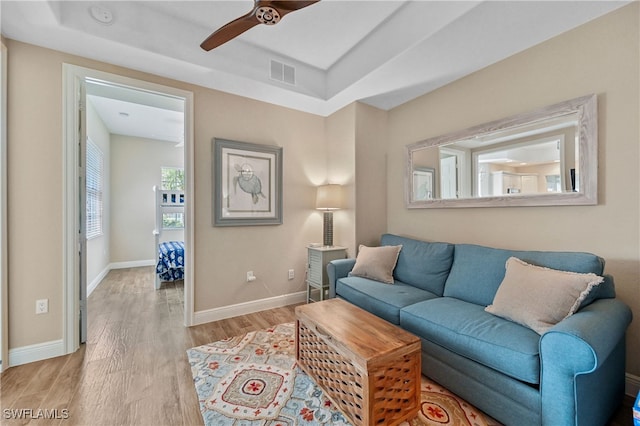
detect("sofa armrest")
[539,298,632,425]
[542,298,631,366]
[327,258,356,298]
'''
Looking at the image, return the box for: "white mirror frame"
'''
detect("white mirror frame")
[405,94,597,208]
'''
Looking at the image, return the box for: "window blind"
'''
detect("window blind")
[86,138,103,239]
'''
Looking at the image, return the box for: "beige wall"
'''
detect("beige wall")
[7,41,65,348]
[110,135,183,264]
[1,37,7,369]
[355,103,388,248]
[326,103,356,255]
[5,40,326,348]
[387,4,639,376]
[324,102,388,258]
[192,92,326,312]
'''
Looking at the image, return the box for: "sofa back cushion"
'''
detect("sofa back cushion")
[381,234,454,295]
[444,244,609,307]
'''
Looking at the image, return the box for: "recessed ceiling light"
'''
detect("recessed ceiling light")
[89,5,114,25]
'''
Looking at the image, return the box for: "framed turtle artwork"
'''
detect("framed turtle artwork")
[213,138,283,226]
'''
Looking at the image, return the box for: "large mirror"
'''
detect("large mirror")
[405,94,597,208]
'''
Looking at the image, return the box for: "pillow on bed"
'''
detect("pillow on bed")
[485,257,604,334]
[350,244,402,284]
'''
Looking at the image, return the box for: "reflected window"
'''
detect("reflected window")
[546,175,561,192]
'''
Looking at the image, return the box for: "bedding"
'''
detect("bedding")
[156,241,185,282]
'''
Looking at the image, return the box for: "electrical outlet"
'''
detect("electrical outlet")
[288,269,295,280]
[36,299,48,314]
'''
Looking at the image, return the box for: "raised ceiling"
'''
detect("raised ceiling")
[1,1,630,117]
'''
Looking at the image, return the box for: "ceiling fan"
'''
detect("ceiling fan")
[200,0,320,51]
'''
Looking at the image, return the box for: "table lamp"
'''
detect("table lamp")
[316,184,342,247]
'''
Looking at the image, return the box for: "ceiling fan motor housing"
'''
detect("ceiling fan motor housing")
[256,7,281,25]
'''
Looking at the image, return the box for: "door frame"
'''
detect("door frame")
[62,64,195,354]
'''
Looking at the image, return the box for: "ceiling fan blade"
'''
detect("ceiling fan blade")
[200,13,260,51]
[200,0,320,51]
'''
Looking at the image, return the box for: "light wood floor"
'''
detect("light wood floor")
[1,267,634,425]
[1,267,301,425]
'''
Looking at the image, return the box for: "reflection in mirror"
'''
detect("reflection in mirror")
[406,94,597,208]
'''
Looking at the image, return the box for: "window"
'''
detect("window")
[161,167,184,190]
[86,138,103,239]
[161,167,184,229]
[162,212,184,229]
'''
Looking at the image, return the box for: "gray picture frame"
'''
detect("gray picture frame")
[213,138,283,226]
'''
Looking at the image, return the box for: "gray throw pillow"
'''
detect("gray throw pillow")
[485,257,604,334]
[350,244,402,284]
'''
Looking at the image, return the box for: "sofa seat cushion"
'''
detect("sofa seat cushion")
[400,297,541,384]
[336,276,438,325]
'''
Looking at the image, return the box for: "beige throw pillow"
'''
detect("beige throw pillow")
[350,245,402,284]
[485,257,604,335]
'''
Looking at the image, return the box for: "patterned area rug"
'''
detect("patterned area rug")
[187,323,500,426]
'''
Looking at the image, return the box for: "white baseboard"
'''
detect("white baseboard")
[87,265,110,297]
[626,373,640,397]
[110,259,155,269]
[193,291,306,325]
[8,339,64,367]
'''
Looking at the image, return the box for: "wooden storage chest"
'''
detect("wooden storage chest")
[295,299,421,426]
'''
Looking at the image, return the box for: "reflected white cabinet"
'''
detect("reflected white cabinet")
[521,175,538,193]
[306,246,346,303]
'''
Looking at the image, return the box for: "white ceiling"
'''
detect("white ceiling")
[1,1,630,140]
[86,79,185,143]
[477,140,562,166]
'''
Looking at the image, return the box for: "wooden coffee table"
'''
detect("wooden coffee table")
[295,298,421,426]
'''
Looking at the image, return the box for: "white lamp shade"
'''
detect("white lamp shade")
[316,184,342,210]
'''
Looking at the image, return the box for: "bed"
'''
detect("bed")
[155,241,184,288]
[154,186,185,289]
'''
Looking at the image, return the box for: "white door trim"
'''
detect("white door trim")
[62,64,195,354]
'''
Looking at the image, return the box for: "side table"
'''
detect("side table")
[306,245,346,303]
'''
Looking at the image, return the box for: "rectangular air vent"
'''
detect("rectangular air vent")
[270,60,295,85]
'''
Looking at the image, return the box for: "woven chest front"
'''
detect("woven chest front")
[296,300,420,426]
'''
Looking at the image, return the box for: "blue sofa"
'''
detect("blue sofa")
[327,234,632,426]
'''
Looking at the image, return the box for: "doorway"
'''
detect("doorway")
[439,155,457,199]
[62,64,194,354]
[440,146,470,199]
